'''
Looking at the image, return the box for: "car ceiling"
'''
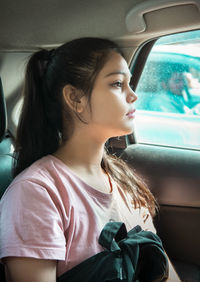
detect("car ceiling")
[1,0,200,52]
[1,0,146,51]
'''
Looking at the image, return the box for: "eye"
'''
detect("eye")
[111,81,123,88]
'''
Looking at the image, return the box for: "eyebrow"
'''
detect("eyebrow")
[104,71,132,78]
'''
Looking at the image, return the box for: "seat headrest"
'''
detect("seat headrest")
[0,77,7,142]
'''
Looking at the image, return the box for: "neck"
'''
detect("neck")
[54,127,107,175]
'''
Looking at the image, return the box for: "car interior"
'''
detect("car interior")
[0,0,200,281]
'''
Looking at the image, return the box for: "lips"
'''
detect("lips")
[126,109,136,118]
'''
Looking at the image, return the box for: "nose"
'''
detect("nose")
[127,87,137,103]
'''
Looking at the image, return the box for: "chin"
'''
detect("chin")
[124,124,135,134]
[115,126,134,137]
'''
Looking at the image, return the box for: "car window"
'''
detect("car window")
[133,30,200,150]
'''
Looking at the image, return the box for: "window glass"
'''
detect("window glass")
[133,30,200,149]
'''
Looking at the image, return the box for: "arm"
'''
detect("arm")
[165,253,181,282]
[4,257,57,282]
[0,180,66,282]
[166,256,181,282]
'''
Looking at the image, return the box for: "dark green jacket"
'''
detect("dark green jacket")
[57,222,168,282]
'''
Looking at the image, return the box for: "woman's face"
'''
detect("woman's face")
[86,52,137,138]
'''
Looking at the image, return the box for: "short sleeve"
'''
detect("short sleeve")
[0,180,66,261]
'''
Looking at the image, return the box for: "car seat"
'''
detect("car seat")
[0,77,14,281]
[0,77,14,198]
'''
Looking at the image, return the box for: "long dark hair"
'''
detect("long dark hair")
[14,37,156,215]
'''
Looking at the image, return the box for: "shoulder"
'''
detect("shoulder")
[12,155,58,185]
[1,154,90,209]
[1,155,71,206]
[8,154,71,190]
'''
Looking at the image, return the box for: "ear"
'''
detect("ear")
[62,85,85,113]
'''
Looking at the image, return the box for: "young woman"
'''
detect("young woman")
[0,38,180,281]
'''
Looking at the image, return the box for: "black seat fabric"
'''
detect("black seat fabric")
[0,153,13,198]
[0,77,14,199]
[172,260,200,282]
[0,134,13,155]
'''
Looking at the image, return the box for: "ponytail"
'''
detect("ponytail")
[13,49,63,176]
